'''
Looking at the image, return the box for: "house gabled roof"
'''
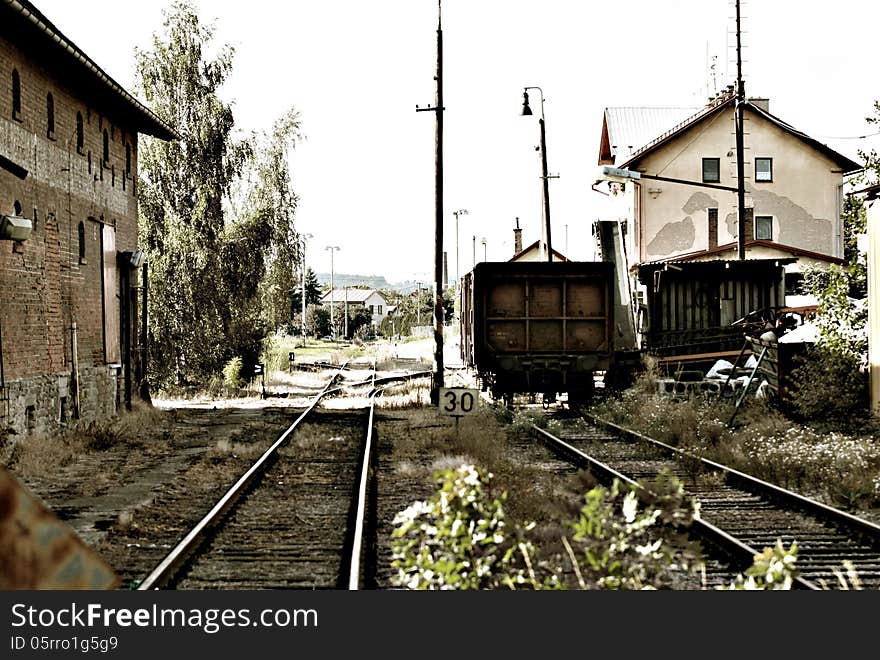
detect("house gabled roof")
[509,239,568,262]
[1,0,178,141]
[617,92,862,175]
[599,105,701,165]
[320,288,382,304]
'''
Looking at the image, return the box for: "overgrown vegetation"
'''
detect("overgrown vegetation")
[591,378,880,511]
[391,463,835,590]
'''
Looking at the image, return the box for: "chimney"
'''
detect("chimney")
[749,97,770,113]
[513,217,523,255]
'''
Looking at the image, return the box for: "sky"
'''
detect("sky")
[33,0,880,283]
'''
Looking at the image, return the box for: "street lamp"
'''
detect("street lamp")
[300,233,313,347]
[452,208,468,282]
[521,86,554,262]
[481,237,487,262]
[325,245,340,339]
[472,235,476,270]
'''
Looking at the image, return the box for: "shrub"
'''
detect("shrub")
[390,464,544,590]
[564,472,702,590]
[788,346,868,427]
[222,356,247,390]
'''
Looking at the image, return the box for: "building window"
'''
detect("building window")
[125,142,131,176]
[46,92,55,139]
[78,221,87,264]
[755,157,773,182]
[702,158,720,183]
[76,112,84,154]
[369,305,374,314]
[12,68,22,120]
[378,305,383,316]
[102,129,109,166]
[755,215,773,240]
[13,200,22,216]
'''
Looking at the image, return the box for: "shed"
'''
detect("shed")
[637,258,795,364]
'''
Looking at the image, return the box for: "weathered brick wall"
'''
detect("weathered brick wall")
[1,37,140,435]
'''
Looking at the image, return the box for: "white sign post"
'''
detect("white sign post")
[438,387,479,439]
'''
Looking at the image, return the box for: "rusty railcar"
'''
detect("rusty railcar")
[460,261,615,404]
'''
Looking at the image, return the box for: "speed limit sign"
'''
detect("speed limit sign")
[438,388,479,417]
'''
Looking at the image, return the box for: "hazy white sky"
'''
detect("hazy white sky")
[34,0,880,282]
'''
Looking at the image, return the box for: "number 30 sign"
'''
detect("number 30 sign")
[438,388,479,417]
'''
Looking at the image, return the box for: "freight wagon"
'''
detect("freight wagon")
[460,261,616,406]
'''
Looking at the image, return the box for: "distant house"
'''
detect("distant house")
[509,240,568,263]
[320,288,390,326]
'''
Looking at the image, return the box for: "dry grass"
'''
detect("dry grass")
[5,402,169,478]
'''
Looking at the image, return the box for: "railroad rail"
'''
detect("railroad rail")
[137,361,412,590]
[531,415,880,590]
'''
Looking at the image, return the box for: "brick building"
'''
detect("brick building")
[0,1,176,436]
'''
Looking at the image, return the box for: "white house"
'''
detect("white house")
[320,288,390,326]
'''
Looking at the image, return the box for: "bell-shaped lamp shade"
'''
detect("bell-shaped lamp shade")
[521,90,533,116]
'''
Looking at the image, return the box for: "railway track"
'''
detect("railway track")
[136,363,415,590]
[531,414,880,589]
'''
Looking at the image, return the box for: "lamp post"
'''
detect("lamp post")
[521,86,554,262]
[344,285,349,339]
[481,237,487,262]
[472,235,476,269]
[300,233,313,347]
[325,245,340,340]
[452,208,468,282]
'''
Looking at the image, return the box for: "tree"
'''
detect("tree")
[137,1,252,386]
[247,110,303,332]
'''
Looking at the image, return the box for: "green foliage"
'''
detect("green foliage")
[137,2,302,387]
[391,465,544,590]
[305,304,331,338]
[788,346,868,426]
[221,357,246,390]
[719,541,799,590]
[565,473,702,590]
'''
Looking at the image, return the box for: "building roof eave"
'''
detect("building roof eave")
[2,0,179,141]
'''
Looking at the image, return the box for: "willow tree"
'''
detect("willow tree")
[136,1,252,385]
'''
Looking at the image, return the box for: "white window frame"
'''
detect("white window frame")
[755,157,773,182]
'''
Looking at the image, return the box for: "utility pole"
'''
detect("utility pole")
[417,0,445,403]
[301,233,313,346]
[325,245,340,339]
[735,0,747,260]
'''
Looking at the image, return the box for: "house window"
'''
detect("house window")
[12,68,22,120]
[369,305,374,314]
[702,158,720,183]
[378,305,383,316]
[46,93,55,139]
[76,112,84,154]
[755,157,773,182]
[755,215,773,240]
